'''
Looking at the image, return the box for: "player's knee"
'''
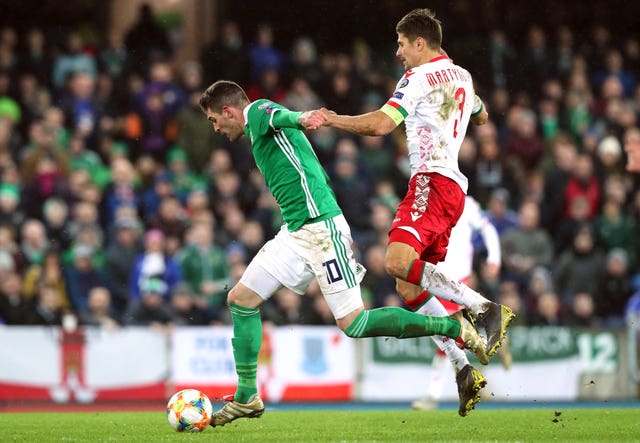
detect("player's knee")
[384,255,407,279]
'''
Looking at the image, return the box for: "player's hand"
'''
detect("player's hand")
[299,110,327,130]
[319,107,337,126]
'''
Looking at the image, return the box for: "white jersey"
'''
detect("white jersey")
[380,55,482,193]
[437,196,501,281]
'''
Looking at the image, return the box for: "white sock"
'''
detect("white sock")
[432,335,469,372]
[416,297,469,372]
[419,261,489,313]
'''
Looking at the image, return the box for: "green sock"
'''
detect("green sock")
[229,303,262,404]
[344,307,461,339]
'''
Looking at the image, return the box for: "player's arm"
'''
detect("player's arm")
[269,108,327,131]
[470,95,488,126]
[322,109,398,136]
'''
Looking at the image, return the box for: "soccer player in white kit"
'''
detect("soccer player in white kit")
[321,8,515,415]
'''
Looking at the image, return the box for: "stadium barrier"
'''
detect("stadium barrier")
[0,325,633,404]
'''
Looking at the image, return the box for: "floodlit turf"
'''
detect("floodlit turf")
[1,408,639,442]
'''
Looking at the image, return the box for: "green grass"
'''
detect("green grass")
[1,408,639,442]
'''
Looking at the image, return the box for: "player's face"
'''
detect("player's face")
[624,129,640,172]
[396,33,421,70]
[206,107,243,141]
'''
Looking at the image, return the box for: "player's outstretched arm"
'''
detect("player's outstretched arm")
[298,110,327,130]
[470,96,489,126]
[320,108,398,136]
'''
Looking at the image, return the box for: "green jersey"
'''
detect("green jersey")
[243,99,341,231]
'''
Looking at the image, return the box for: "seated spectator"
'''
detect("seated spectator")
[0,183,25,233]
[42,197,72,251]
[170,283,209,326]
[530,291,567,326]
[23,283,65,326]
[146,195,189,243]
[596,248,634,328]
[553,223,606,305]
[125,277,178,328]
[22,248,69,310]
[0,271,27,324]
[105,217,142,316]
[485,187,519,238]
[567,292,598,327]
[176,222,229,314]
[78,286,119,330]
[501,199,553,289]
[19,219,50,267]
[128,229,181,302]
[63,244,108,312]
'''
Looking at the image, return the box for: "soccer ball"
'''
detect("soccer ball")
[166,389,213,432]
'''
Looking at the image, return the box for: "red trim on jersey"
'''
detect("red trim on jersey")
[428,55,449,63]
[385,100,401,109]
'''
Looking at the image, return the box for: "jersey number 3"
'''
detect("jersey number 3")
[453,88,466,138]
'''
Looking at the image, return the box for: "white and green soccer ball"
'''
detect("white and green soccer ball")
[166,389,213,432]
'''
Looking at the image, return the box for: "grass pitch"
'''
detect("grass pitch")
[1,408,639,442]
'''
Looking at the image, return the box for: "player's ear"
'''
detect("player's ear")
[222,105,233,118]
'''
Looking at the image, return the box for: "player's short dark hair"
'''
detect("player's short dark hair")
[396,8,442,49]
[199,80,250,113]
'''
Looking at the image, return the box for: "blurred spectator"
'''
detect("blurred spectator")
[201,20,250,86]
[146,195,188,243]
[530,291,567,326]
[175,88,222,174]
[485,188,519,238]
[0,271,27,324]
[42,197,71,250]
[170,282,209,326]
[248,23,283,81]
[567,292,598,327]
[20,219,49,267]
[23,282,65,326]
[63,244,108,312]
[246,67,286,103]
[595,194,636,266]
[105,217,142,315]
[553,223,605,305]
[124,3,172,74]
[17,28,52,88]
[262,287,315,325]
[503,106,545,172]
[59,72,102,145]
[497,279,527,326]
[128,229,181,302]
[501,200,553,288]
[0,183,25,232]
[22,248,68,310]
[101,157,139,226]
[562,153,601,220]
[176,222,230,315]
[361,243,396,308]
[164,147,201,204]
[596,248,634,327]
[125,277,177,328]
[78,286,119,329]
[52,31,97,90]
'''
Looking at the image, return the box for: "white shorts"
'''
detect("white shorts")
[239,214,366,319]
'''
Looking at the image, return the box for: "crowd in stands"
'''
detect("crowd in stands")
[0,4,639,331]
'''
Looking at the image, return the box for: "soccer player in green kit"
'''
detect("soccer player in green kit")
[199,80,487,426]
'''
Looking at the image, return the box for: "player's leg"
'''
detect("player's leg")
[212,231,300,427]
[306,216,484,348]
[401,282,487,415]
[387,236,514,356]
[387,174,515,356]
